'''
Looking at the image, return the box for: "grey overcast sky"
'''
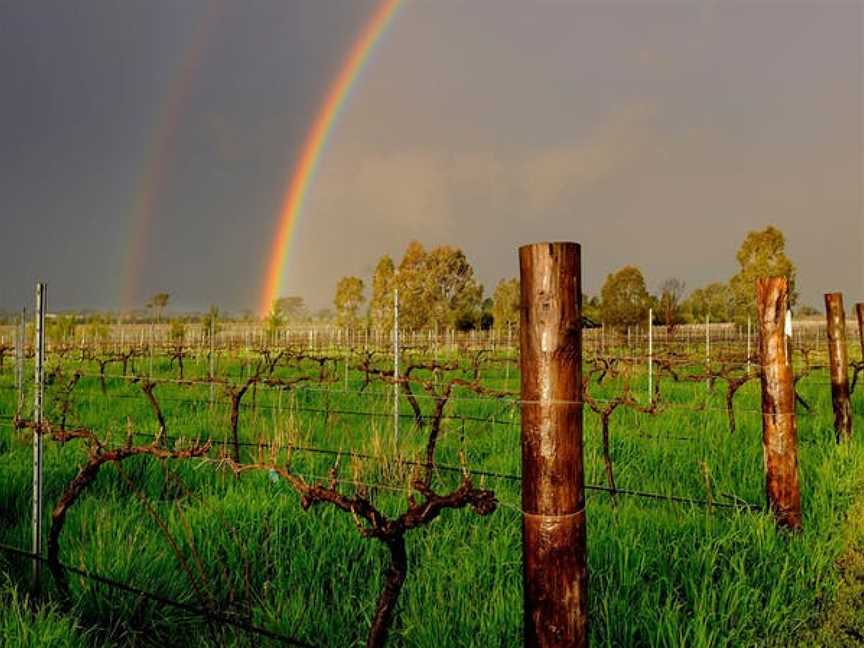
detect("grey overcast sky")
[0,0,861,314]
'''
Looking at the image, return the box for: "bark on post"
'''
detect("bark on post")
[825,293,852,442]
[519,242,587,647]
[756,277,802,530]
[856,303,864,362]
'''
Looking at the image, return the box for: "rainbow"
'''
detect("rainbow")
[121,3,223,311]
[258,0,404,316]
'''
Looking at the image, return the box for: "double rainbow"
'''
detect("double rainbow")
[257,0,404,316]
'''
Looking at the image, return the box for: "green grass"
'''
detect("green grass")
[0,348,862,646]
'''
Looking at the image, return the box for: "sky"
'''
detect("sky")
[0,0,861,315]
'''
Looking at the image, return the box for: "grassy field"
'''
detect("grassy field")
[1,347,863,647]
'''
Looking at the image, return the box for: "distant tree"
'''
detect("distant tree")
[582,295,601,323]
[169,320,186,344]
[333,276,365,328]
[421,245,483,331]
[368,256,395,330]
[48,314,77,345]
[147,293,170,323]
[685,282,735,322]
[86,314,111,344]
[202,305,221,340]
[273,296,306,322]
[657,278,686,333]
[796,304,821,319]
[395,241,430,331]
[491,278,520,332]
[729,225,797,324]
[367,243,482,332]
[265,305,284,340]
[314,308,334,322]
[479,297,494,331]
[600,266,652,328]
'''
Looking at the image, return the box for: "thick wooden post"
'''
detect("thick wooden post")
[519,242,587,647]
[856,303,864,361]
[824,293,852,442]
[756,278,802,530]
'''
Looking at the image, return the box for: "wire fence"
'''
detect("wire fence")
[0,337,856,645]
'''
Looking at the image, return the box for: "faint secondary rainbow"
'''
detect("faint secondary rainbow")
[121,2,223,311]
[258,0,404,316]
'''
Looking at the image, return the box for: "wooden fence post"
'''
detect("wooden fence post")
[756,278,802,530]
[825,293,852,442]
[856,303,864,361]
[519,242,587,647]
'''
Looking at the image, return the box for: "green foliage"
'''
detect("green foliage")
[600,266,652,328]
[264,306,284,339]
[85,314,110,344]
[202,305,221,340]
[169,319,186,344]
[272,297,306,322]
[47,315,77,345]
[0,578,90,647]
[0,352,862,646]
[368,242,483,331]
[368,255,395,330]
[582,295,601,323]
[729,225,797,324]
[333,276,365,329]
[491,279,520,332]
[797,304,822,319]
[686,282,735,322]
[657,278,686,331]
[146,293,170,323]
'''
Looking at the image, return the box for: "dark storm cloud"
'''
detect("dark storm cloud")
[0,1,860,314]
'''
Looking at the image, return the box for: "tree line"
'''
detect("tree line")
[321,225,804,332]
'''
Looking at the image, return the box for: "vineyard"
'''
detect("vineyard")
[2,286,864,646]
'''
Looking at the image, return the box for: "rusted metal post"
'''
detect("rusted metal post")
[856,303,864,362]
[824,293,852,442]
[519,242,587,647]
[756,277,802,530]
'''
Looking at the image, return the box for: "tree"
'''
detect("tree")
[147,293,170,323]
[657,278,686,333]
[395,241,430,331]
[729,225,797,324]
[368,255,395,330]
[202,305,221,340]
[685,282,734,322]
[169,319,186,344]
[796,304,821,319]
[491,278,520,332]
[272,296,306,322]
[48,314,77,345]
[600,266,652,328]
[333,276,365,328]
[421,245,482,331]
[265,305,284,340]
[582,295,601,323]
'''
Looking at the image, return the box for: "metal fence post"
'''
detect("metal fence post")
[648,307,653,401]
[32,282,46,592]
[393,287,400,451]
[519,242,587,647]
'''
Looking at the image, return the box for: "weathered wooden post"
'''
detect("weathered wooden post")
[756,277,802,530]
[824,292,852,442]
[519,242,587,647]
[856,303,864,361]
